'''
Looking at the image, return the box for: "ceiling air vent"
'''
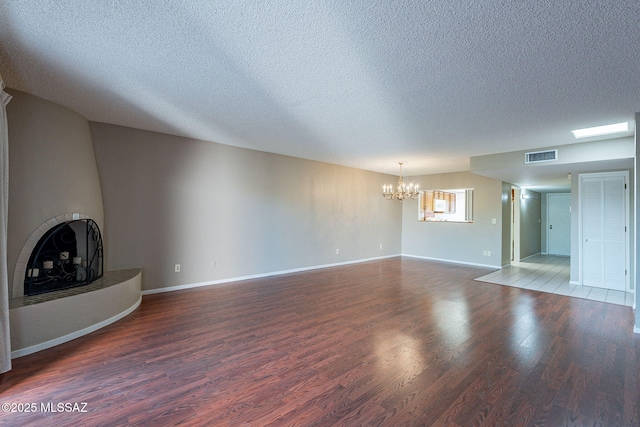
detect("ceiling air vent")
[525,149,558,164]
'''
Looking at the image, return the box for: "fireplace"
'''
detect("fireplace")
[23,219,103,296]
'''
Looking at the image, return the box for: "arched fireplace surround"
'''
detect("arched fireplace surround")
[9,213,142,357]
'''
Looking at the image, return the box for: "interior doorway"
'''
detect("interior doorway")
[547,193,571,256]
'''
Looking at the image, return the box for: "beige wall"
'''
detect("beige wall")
[90,122,402,291]
[6,90,104,292]
[401,171,503,267]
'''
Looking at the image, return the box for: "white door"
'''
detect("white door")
[579,172,628,291]
[547,193,571,256]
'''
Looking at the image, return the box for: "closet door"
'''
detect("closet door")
[580,172,627,291]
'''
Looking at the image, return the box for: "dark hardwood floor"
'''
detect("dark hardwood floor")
[1,257,639,426]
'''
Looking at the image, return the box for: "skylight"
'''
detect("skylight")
[571,122,629,139]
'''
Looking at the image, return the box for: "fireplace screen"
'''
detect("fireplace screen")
[23,219,104,296]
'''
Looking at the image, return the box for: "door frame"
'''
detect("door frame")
[578,171,630,291]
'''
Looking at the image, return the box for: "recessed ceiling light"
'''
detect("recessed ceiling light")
[571,122,629,139]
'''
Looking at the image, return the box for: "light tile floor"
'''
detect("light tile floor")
[475,254,634,307]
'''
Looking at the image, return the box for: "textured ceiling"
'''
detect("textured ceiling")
[1,0,639,180]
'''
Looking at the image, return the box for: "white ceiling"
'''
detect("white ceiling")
[1,1,638,184]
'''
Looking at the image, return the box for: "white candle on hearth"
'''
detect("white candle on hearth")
[32,268,39,277]
[43,260,54,269]
[60,251,69,260]
[27,268,32,277]
[73,256,82,265]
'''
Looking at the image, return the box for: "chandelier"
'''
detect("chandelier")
[382,162,419,201]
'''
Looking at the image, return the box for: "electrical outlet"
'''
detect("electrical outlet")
[483,251,487,256]
[175,264,180,272]
[336,249,339,255]
[379,244,383,250]
[487,251,491,256]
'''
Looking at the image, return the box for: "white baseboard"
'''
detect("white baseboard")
[401,254,499,269]
[11,296,142,359]
[142,254,506,296]
[142,254,401,295]
[520,253,542,261]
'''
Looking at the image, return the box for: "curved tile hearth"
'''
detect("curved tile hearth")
[9,269,142,358]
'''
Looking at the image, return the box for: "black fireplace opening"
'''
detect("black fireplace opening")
[24,219,104,296]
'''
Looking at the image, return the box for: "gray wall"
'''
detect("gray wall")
[519,189,541,259]
[6,89,104,290]
[90,122,402,291]
[401,171,503,267]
